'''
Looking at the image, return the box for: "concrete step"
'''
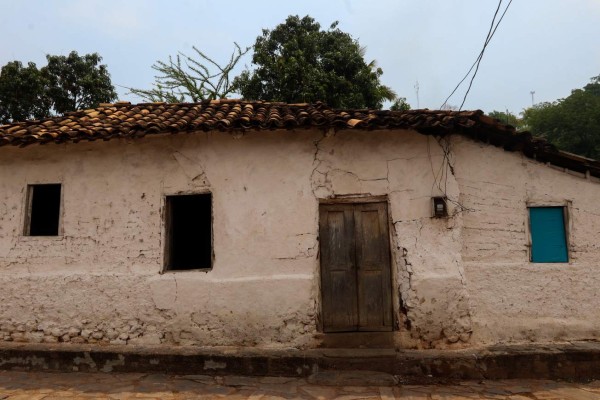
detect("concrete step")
[2,341,600,383]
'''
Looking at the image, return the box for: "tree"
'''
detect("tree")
[42,51,116,115]
[0,61,51,123]
[584,75,600,97]
[233,15,396,109]
[390,97,411,111]
[0,51,116,124]
[487,110,522,129]
[128,44,249,103]
[522,75,600,159]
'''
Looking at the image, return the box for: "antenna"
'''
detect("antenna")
[530,90,535,106]
[414,80,420,109]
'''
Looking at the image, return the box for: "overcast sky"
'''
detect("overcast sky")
[1,0,598,114]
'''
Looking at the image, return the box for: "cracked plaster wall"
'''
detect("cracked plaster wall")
[0,132,319,349]
[0,128,472,349]
[4,128,595,350]
[312,131,472,347]
[453,136,600,345]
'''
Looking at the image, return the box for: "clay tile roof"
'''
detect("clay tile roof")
[1,100,600,178]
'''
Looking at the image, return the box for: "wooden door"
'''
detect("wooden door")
[319,202,393,332]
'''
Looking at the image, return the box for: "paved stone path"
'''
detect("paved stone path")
[1,370,600,399]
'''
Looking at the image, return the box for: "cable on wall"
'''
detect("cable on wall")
[426,0,514,217]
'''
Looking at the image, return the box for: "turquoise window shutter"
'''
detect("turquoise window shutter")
[529,207,568,263]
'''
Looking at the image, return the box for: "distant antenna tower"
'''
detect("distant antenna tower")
[530,90,535,106]
[414,80,420,109]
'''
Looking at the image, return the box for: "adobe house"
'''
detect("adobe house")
[0,100,600,350]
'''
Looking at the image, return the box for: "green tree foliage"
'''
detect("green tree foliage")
[584,75,600,97]
[128,44,249,102]
[487,110,523,129]
[0,61,51,123]
[43,52,117,115]
[522,75,600,159]
[233,15,396,109]
[0,51,116,124]
[390,97,411,111]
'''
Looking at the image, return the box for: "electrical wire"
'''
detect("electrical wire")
[428,1,514,216]
[440,0,514,110]
[458,0,514,110]
[440,1,502,110]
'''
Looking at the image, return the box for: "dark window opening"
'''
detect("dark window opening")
[27,184,61,236]
[165,193,212,271]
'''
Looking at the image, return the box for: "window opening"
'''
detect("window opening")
[26,184,61,236]
[529,206,568,263]
[165,193,212,271]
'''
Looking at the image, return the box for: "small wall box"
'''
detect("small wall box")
[432,197,447,218]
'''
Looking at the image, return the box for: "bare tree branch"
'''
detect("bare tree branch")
[127,43,250,103]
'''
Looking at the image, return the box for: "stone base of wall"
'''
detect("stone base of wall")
[1,341,600,383]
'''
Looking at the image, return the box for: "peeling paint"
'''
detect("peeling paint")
[73,352,97,370]
[101,354,125,372]
[204,359,226,370]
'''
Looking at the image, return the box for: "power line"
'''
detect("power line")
[440,0,514,110]
[440,0,502,109]
[458,0,513,110]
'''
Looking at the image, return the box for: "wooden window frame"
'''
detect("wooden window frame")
[526,201,571,263]
[161,190,214,274]
[22,183,63,237]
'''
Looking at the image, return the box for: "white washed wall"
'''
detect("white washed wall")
[454,136,600,345]
[0,129,599,349]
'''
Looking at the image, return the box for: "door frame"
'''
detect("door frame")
[316,195,398,333]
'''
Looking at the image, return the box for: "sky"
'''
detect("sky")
[0,0,599,114]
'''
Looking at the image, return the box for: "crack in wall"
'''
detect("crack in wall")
[431,136,475,216]
[311,134,392,198]
[274,241,318,261]
[328,168,388,183]
[310,134,331,197]
[456,260,467,287]
[172,275,178,304]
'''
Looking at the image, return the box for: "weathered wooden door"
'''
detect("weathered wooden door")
[319,202,393,332]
